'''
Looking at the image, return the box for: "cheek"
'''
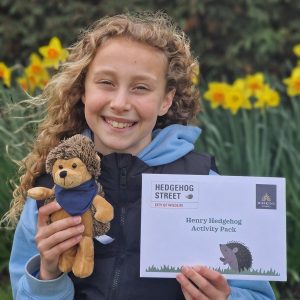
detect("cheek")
[52,166,59,174]
[135,96,165,117]
[83,85,107,112]
[53,170,62,183]
[136,104,158,121]
[84,96,104,113]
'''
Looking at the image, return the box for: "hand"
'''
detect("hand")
[35,201,84,280]
[176,265,231,300]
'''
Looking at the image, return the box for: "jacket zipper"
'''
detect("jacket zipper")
[110,167,127,300]
[110,206,126,299]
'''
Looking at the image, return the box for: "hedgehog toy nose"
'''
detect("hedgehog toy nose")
[59,170,67,178]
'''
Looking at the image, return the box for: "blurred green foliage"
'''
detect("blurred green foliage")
[1,0,300,79]
[0,282,13,300]
[0,85,38,214]
[0,85,42,300]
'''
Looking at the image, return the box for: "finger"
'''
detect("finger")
[41,234,83,262]
[37,223,85,253]
[181,287,193,300]
[176,272,209,300]
[181,266,220,299]
[36,215,82,243]
[194,265,231,295]
[37,201,62,227]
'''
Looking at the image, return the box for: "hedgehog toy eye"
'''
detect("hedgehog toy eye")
[59,165,64,169]
[72,163,77,169]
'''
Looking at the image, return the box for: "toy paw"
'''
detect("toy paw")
[27,187,53,200]
[94,208,113,223]
[93,196,114,223]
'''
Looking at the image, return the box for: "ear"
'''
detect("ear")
[158,88,176,116]
[81,95,86,104]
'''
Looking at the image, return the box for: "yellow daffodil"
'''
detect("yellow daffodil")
[224,82,252,115]
[232,79,252,109]
[204,82,230,109]
[232,78,246,89]
[27,74,38,92]
[37,73,50,90]
[255,85,280,108]
[283,67,300,96]
[26,71,50,93]
[39,37,68,69]
[0,62,12,87]
[26,53,49,79]
[17,76,29,92]
[24,53,50,92]
[293,44,300,57]
[245,73,265,95]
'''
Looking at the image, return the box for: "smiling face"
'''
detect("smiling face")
[82,37,174,156]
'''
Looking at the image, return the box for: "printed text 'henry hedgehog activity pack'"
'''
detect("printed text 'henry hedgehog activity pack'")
[140,174,286,281]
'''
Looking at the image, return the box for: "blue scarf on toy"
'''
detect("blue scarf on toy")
[54,178,98,216]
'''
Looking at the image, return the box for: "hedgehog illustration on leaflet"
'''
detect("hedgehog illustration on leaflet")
[219,241,253,272]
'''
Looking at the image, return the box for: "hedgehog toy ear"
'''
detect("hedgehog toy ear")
[233,247,238,253]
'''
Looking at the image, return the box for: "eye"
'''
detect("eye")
[135,85,148,91]
[99,80,113,86]
[72,163,77,169]
[59,165,64,169]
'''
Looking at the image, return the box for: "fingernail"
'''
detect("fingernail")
[193,265,202,272]
[73,216,81,224]
[181,265,189,273]
[176,273,183,281]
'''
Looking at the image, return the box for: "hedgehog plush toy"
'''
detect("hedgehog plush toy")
[27,134,114,278]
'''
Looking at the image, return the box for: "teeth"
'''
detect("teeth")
[106,119,134,128]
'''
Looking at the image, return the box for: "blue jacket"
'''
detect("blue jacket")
[9,125,275,299]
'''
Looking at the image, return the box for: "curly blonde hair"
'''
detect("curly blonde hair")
[4,11,200,226]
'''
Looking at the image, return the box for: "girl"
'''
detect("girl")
[8,12,275,300]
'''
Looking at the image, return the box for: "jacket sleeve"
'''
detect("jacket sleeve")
[228,280,275,299]
[9,198,74,300]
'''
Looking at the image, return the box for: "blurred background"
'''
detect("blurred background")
[1,0,300,299]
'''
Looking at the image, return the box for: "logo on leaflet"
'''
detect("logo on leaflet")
[151,181,199,209]
[256,184,276,209]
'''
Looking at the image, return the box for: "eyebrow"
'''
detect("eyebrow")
[91,68,159,83]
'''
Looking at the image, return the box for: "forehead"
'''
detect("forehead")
[87,37,169,77]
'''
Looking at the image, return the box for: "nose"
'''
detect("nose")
[59,170,67,178]
[110,89,131,112]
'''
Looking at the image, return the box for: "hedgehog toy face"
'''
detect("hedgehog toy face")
[52,157,92,189]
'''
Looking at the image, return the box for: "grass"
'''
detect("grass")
[146,265,280,277]
[146,265,182,273]
[214,266,280,276]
